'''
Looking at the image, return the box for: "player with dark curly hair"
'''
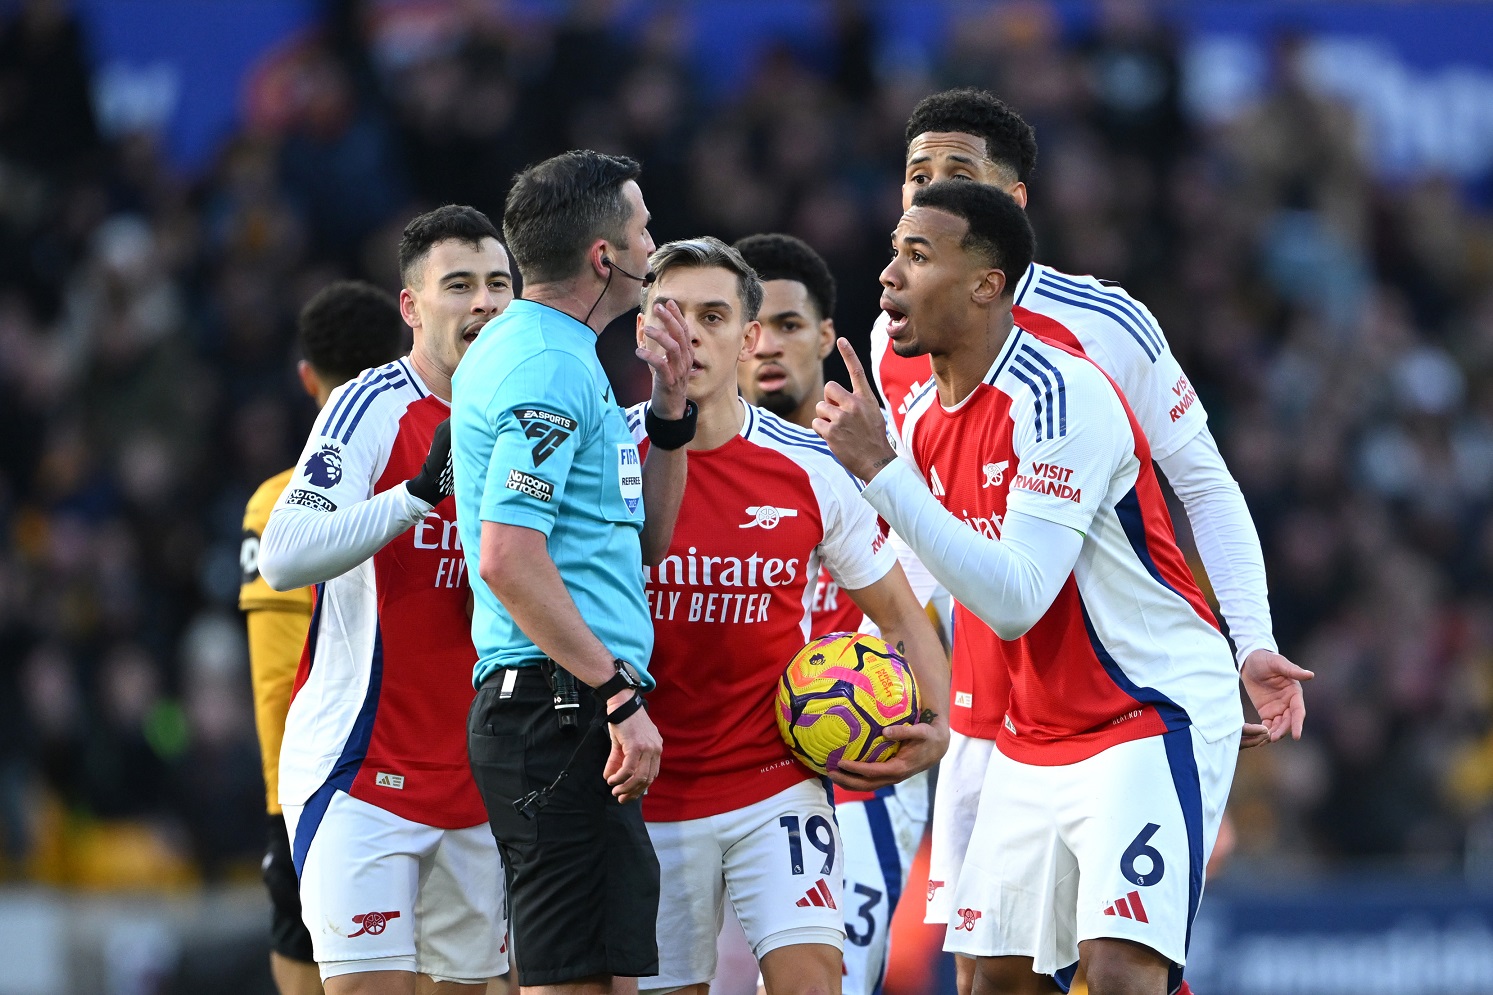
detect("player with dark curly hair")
[295,281,408,393]
[903,87,1039,188]
[863,88,1310,995]
[734,230,939,995]
[734,233,838,427]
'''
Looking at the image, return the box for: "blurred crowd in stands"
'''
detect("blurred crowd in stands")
[2,0,1492,888]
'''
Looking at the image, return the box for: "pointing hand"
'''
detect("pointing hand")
[813,339,897,482]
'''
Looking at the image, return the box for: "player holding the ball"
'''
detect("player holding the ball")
[624,237,948,995]
[734,232,936,995]
[815,180,1245,995]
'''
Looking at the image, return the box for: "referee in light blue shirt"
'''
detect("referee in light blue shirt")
[451,150,695,990]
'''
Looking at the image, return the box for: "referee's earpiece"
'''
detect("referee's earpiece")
[598,253,656,288]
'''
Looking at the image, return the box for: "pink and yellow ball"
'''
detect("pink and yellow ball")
[775,632,921,776]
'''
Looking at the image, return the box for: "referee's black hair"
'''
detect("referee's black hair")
[398,204,503,288]
[503,150,642,284]
[732,233,837,323]
[905,88,1038,183]
[298,280,404,386]
[912,182,1035,297]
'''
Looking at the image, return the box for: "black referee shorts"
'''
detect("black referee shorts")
[468,666,660,987]
[263,812,314,963]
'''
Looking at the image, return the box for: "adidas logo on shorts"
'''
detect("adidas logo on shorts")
[794,878,837,910]
[1102,891,1150,923]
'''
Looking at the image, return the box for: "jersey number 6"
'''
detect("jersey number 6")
[1121,823,1165,887]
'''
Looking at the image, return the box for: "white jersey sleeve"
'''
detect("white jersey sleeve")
[862,462,1084,641]
[1021,266,1277,664]
[809,458,896,594]
[1157,428,1277,664]
[259,371,432,591]
[1003,351,1134,535]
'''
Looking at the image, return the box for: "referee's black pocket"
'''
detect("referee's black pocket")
[469,731,539,846]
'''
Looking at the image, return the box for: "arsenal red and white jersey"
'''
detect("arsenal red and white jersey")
[872,262,1210,739]
[898,327,1241,763]
[628,399,896,821]
[278,359,486,829]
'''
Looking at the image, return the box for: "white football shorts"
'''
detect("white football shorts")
[839,772,930,995]
[943,726,1239,978]
[284,789,508,983]
[641,778,845,994]
[925,730,996,925]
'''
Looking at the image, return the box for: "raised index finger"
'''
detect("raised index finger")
[836,338,875,399]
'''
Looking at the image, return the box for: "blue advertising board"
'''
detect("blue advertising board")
[1187,878,1493,995]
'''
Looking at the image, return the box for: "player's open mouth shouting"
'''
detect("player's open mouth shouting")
[881,292,910,340]
[462,318,486,344]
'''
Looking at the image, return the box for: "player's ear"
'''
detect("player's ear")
[590,239,612,280]
[635,305,648,346]
[817,318,836,360]
[296,360,320,401]
[972,268,1007,306]
[398,287,420,329]
[1009,182,1029,210]
[740,319,761,361]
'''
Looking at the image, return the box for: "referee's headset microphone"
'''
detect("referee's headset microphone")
[581,254,656,326]
[604,256,655,287]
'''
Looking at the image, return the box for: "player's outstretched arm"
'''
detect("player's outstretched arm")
[1157,428,1277,665]
[260,488,433,590]
[1156,429,1311,747]
[832,562,951,792]
[479,521,661,803]
[260,418,453,591]
[636,299,693,565]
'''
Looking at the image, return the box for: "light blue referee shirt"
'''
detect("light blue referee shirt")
[451,300,653,688]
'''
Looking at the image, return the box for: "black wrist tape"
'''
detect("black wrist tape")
[645,400,698,450]
[605,692,647,725]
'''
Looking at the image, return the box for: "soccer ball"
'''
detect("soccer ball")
[775,632,921,776]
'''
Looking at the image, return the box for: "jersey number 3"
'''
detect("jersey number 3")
[845,884,883,947]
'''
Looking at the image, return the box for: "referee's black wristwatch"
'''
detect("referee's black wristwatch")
[594,659,646,724]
